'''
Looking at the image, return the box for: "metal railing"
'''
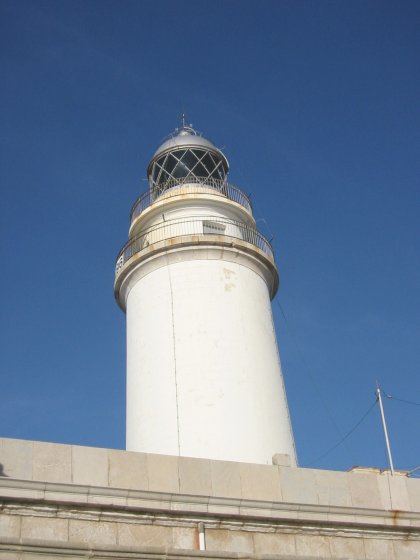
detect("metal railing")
[130,178,252,222]
[115,215,273,276]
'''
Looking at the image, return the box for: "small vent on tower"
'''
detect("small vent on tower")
[203,221,226,235]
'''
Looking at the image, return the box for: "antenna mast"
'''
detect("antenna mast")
[376,381,395,475]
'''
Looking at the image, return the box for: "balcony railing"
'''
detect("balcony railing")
[130,178,252,223]
[115,216,273,276]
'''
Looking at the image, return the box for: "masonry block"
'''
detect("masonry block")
[117,522,173,546]
[392,539,420,560]
[71,445,108,487]
[295,534,332,558]
[33,441,71,483]
[0,514,20,538]
[69,519,117,545]
[364,537,395,559]
[21,516,68,542]
[313,469,351,507]
[147,453,179,493]
[253,531,296,554]
[0,438,32,480]
[179,456,211,496]
[279,466,318,504]
[108,448,148,491]
[172,526,197,549]
[240,462,281,502]
[210,459,241,499]
[407,478,420,512]
[348,471,382,509]
[205,528,254,553]
[329,535,366,559]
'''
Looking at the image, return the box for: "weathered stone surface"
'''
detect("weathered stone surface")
[329,536,366,559]
[393,539,420,560]
[295,534,331,558]
[172,526,196,549]
[384,473,411,512]
[69,519,117,545]
[364,537,395,559]
[279,466,318,504]
[315,469,352,507]
[117,523,172,546]
[108,449,148,490]
[21,516,68,541]
[0,438,32,480]
[375,472,392,510]
[348,471,382,509]
[407,477,420,512]
[147,453,179,493]
[210,459,241,499]
[71,445,108,486]
[205,528,254,553]
[179,456,212,496]
[33,441,71,483]
[240,462,281,501]
[0,514,20,538]
[253,531,296,554]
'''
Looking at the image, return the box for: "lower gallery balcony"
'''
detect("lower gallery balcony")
[115,215,274,277]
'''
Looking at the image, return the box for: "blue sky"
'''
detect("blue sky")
[1,0,419,472]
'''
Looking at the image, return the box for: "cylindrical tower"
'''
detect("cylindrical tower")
[115,121,297,465]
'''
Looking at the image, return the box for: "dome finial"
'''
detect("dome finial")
[181,112,193,130]
[181,112,187,128]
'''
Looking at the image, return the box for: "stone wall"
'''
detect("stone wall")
[0,438,419,559]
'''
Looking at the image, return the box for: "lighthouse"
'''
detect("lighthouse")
[115,119,296,466]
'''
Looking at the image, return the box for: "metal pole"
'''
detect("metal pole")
[198,522,206,550]
[376,381,395,475]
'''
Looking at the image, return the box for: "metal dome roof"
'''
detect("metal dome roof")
[149,117,228,166]
[152,126,220,157]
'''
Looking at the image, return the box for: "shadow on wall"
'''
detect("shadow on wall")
[0,463,7,477]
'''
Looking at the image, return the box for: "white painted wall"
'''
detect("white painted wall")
[126,254,296,465]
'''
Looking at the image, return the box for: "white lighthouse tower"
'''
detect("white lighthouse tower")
[115,119,296,466]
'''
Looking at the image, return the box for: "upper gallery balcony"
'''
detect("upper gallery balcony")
[130,177,252,223]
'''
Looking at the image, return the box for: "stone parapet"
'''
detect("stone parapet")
[1,438,419,559]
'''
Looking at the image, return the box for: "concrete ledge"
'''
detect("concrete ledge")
[0,537,304,560]
[1,477,420,533]
[1,535,420,560]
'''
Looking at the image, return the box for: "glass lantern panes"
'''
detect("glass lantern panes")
[150,147,227,194]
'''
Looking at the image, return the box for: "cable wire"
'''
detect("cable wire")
[308,399,378,466]
[383,392,420,408]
